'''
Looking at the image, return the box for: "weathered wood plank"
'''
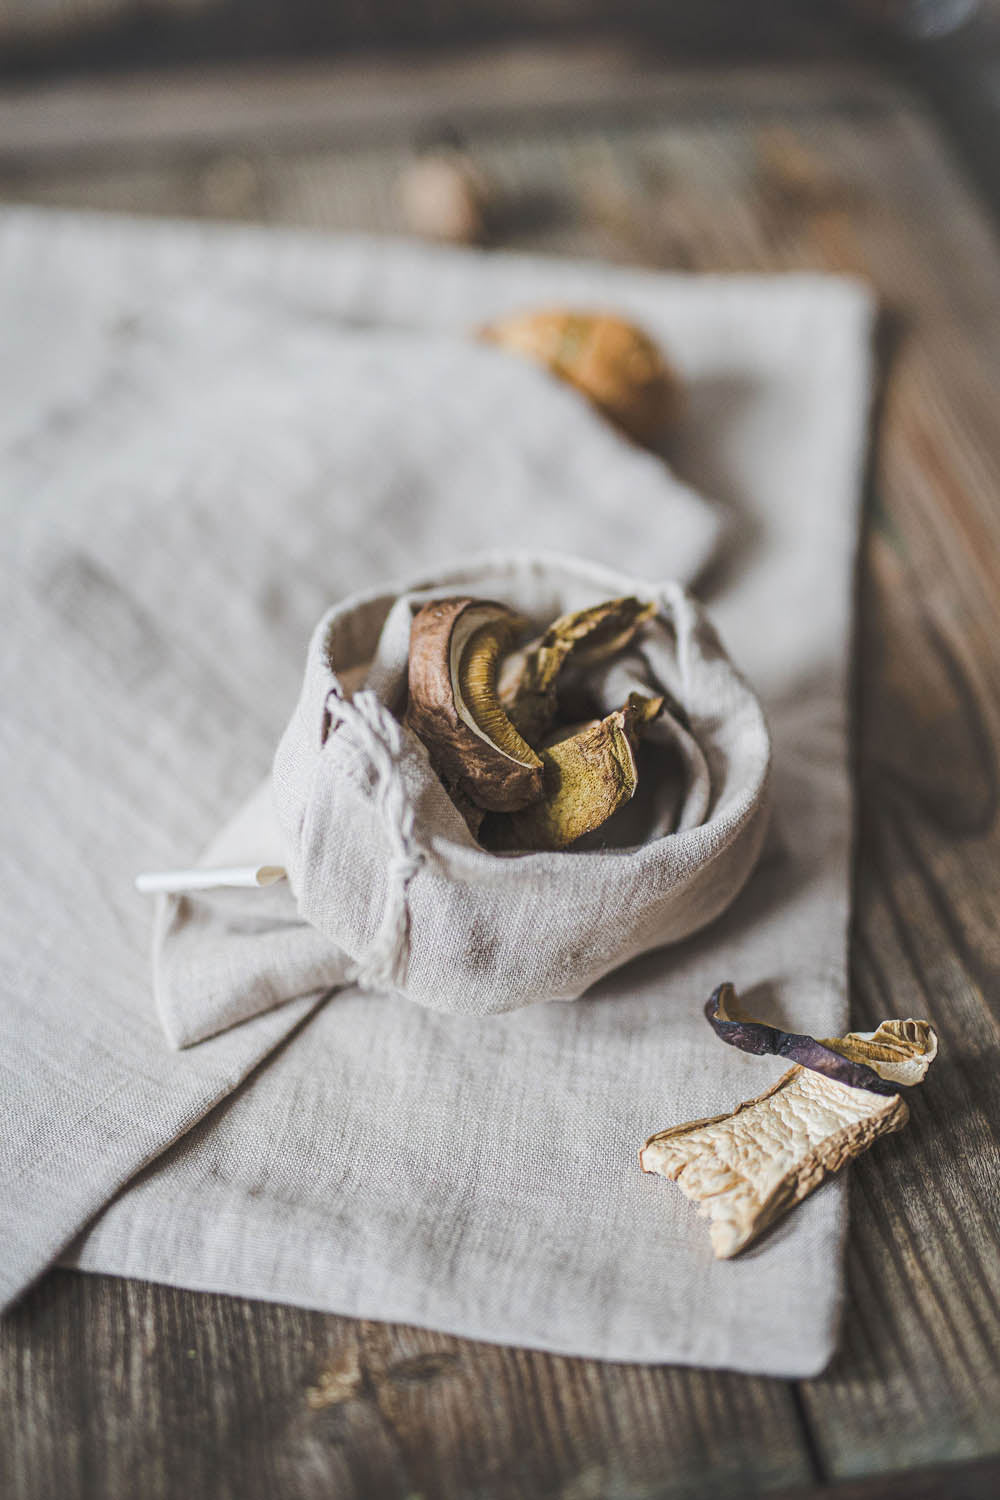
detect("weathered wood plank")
[0,1270,813,1500]
[775,1453,1000,1500]
[800,529,1000,1478]
[780,106,1000,1484]
[0,50,904,169]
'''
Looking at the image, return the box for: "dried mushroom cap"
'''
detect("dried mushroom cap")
[406,597,544,813]
[480,309,682,444]
[499,596,657,746]
[482,691,664,852]
[640,988,938,1258]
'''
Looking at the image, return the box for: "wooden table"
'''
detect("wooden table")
[2,40,999,1500]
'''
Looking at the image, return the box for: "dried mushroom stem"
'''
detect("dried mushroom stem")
[482,691,664,852]
[640,1000,938,1259]
[479,309,683,444]
[406,597,544,813]
[705,982,899,1096]
[499,596,657,746]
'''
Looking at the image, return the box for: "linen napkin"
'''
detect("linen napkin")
[0,206,873,1373]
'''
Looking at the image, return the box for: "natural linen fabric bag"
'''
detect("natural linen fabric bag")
[0,206,874,1376]
[158,556,770,1038]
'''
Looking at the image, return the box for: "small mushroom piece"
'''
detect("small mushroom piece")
[479,309,682,444]
[499,596,657,746]
[640,1002,938,1259]
[398,147,490,245]
[406,597,544,813]
[481,691,664,851]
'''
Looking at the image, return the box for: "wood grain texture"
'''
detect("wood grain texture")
[0,1270,812,1500]
[2,45,1000,1500]
[0,0,861,78]
[774,1454,1000,1500]
[0,50,901,168]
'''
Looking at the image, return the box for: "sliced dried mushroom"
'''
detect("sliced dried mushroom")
[482,691,664,852]
[406,597,544,813]
[498,596,657,746]
[479,309,682,444]
[640,988,938,1259]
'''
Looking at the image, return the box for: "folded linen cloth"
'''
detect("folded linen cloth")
[0,206,873,1373]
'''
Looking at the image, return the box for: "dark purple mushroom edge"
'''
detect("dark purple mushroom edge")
[704,983,900,1097]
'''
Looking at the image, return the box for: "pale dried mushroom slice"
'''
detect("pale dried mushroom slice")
[498,596,657,746]
[479,309,683,444]
[482,691,664,852]
[640,996,938,1259]
[640,1067,910,1260]
[406,597,544,813]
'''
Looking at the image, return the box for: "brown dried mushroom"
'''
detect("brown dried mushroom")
[406,597,543,813]
[479,309,682,444]
[640,985,938,1258]
[406,592,670,850]
[482,691,664,852]
[499,596,657,747]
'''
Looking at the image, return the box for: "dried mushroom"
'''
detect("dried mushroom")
[640,986,937,1259]
[704,982,898,1095]
[499,596,657,746]
[482,692,664,852]
[398,147,490,245]
[479,309,682,444]
[406,597,543,813]
[406,592,674,849]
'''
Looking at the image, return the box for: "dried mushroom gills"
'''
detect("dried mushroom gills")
[480,309,682,444]
[457,623,539,768]
[483,692,664,852]
[405,597,543,814]
[640,1018,937,1259]
[499,596,657,746]
[824,1018,939,1088]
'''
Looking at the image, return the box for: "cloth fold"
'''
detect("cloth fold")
[1,206,874,1374]
[152,781,341,1048]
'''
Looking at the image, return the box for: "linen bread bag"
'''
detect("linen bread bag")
[269,550,771,1015]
